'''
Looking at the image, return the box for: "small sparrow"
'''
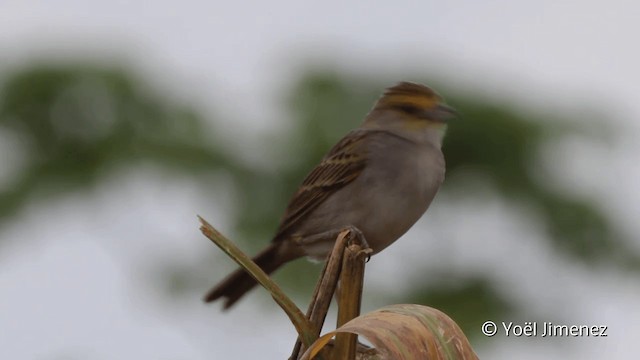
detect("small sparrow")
[205,82,455,309]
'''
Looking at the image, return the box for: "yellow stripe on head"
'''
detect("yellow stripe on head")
[375,82,443,111]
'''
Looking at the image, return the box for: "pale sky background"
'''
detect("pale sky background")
[1,1,639,359]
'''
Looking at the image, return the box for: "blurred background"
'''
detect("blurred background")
[1,1,639,359]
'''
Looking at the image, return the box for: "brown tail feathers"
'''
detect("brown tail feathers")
[203,243,286,309]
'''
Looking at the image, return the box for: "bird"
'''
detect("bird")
[204,81,456,309]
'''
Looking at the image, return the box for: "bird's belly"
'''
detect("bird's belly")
[351,175,434,253]
[299,153,443,259]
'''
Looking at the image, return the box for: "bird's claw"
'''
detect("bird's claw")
[342,225,371,262]
[360,248,373,262]
[343,225,367,248]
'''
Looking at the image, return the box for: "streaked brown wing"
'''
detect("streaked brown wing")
[273,129,369,241]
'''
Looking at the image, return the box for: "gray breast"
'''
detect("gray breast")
[299,132,445,258]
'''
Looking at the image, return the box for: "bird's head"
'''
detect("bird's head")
[364,82,456,144]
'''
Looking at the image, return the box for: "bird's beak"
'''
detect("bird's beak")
[430,104,458,123]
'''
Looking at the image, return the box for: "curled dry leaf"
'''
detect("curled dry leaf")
[301,304,479,360]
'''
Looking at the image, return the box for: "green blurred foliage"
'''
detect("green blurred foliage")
[1,62,637,340]
[405,276,513,336]
[0,64,238,224]
[443,99,633,265]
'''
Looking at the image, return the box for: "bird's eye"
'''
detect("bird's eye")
[397,104,421,115]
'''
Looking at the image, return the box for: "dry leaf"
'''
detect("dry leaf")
[301,304,479,360]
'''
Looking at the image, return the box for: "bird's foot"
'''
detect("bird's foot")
[341,225,371,262]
